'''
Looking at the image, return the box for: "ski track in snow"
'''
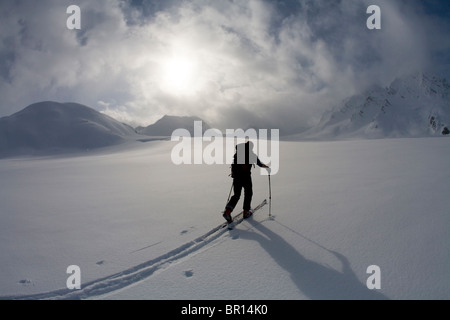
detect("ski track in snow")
[1,214,260,300]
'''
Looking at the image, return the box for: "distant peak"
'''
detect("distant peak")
[137,114,209,137]
[160,114,202,121]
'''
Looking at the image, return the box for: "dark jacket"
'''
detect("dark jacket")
[231,142,264,178]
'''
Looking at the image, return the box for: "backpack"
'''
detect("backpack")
[230,160,252,178]
[230,143,255,178]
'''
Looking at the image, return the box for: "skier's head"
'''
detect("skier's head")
[235,141,254,151]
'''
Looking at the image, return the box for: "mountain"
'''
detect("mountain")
[0,101,136,156]
[136,115,210,137]
[301,73,450,140]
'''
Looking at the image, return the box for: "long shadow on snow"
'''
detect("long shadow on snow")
[239,219,389,300]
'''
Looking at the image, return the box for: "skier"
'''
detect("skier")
[223,141,269,223]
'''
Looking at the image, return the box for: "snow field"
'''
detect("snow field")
[0,137,449,300]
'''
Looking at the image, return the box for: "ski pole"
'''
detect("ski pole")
[268,173,272,218]
[226,181,233,207]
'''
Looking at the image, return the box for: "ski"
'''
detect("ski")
[225,199,268,230]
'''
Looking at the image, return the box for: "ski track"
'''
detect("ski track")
[1,223,233,300]
[1,203,267,300]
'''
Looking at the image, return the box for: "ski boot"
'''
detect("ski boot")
[243,209,253,219]
[223,209,233,224]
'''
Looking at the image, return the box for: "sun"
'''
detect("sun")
[161,56,198,95]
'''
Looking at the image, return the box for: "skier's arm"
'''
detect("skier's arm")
[257,157,269,168]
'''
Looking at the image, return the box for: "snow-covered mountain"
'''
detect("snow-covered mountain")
[301,73,450,140]
[0,101,137,156]
[136,115,210,137]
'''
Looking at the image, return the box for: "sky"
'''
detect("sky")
[1,0,449,134]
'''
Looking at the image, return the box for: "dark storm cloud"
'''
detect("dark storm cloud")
[0,0,449,133]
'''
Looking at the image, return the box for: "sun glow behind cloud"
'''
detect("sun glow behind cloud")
[0,0,448,133]
[161,55,199,95]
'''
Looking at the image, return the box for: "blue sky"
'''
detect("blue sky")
[0,0,449,133]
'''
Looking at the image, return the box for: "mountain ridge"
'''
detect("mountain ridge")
[0,102,211,157]
[0,101,137,156]
[299,73,450,140]
[136,114,210,137]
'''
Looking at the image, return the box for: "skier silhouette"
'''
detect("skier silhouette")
[223,141,269,223]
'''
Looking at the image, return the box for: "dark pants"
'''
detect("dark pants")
[226,175,253,212]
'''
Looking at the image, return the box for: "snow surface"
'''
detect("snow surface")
[0,136,449,300]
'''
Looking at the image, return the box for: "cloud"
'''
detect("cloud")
[0,0,448,134]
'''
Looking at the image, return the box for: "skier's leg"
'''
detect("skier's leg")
[226,177,243,212]
[243,176,253,212]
